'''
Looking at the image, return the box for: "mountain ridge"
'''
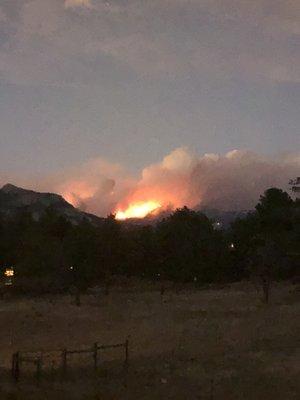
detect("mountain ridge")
[0,184,249,227]
[0,183,103,225]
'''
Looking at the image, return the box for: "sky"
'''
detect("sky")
[0,1,299,215]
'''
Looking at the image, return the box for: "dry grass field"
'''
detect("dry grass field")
[0,281,299,399]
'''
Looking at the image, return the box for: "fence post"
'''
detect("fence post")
[125,339,129,367]
[11,353,16,378]
[210,377,214,400]
[36,357,42,382]
[50,360,55,382]
[12,353,16,380]
[93,342,98,371]
[61,349,67,377]
[12,352,20,382]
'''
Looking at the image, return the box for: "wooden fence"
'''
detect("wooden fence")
[11,339,129,382]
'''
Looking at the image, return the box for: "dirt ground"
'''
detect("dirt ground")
[0,281,299,399]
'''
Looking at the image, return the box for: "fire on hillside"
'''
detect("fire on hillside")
[115,200,161,220]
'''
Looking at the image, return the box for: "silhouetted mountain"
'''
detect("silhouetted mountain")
[0,183,103,225]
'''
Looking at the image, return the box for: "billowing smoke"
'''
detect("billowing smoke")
[190,150,299,211]
[50,148,299,216]
[2,148,299,217]
[47,158,135,216]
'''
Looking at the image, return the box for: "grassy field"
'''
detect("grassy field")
[0,281,299,399]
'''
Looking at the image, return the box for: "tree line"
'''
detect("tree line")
[0,188,299,298]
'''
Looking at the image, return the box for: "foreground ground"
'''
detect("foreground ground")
[0,281,299,399]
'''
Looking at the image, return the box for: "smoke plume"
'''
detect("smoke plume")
[1,148,299,217]
[50,148,299,216]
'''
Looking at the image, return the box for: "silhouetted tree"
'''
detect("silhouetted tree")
[156,207,224,282]
[249,240,286,303]
[0,187,298,296]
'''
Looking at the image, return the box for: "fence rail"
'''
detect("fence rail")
[11,339,129,382]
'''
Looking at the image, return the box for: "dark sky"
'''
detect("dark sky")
[0,0,299,179]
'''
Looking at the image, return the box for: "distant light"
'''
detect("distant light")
[213,221,222,230]
[70,266,74,270]
[4,268,14,277]
[229,243,235,249]
[4,268,14,286]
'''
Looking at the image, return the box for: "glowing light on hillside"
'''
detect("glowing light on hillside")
[4,268,14,277]
[60,181,98,207]
[115,201,161,220]
[3,267,14,286]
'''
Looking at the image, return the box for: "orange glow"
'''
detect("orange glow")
[4,268,14,277]
[115,200,161,220]
[60,181,97,207]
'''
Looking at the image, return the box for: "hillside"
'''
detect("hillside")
[0,183,102,225]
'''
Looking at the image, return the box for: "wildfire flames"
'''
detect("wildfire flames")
[115,200,161,220]
[54,148,299,220]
